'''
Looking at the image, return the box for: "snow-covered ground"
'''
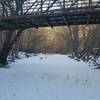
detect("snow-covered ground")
[0,54,100,100]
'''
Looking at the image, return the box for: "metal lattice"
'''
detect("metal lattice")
[0,0,100,30]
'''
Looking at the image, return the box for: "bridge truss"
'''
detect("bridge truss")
[0,0,100,30]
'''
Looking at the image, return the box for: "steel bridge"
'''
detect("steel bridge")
[0,0,100,30]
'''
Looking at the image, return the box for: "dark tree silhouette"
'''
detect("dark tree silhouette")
[0,29,23,65]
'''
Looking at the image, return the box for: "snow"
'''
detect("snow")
[0,54,100,100]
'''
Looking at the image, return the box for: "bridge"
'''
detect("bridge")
[0,0,100,30]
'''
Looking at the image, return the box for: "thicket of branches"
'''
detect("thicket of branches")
[0,25,100,66]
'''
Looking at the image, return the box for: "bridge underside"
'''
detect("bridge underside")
[0,0,100,30]
[0,10,100,30]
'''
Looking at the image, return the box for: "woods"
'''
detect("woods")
[0,0,99,66]
[0,1,100,100]
[0,25,100,66]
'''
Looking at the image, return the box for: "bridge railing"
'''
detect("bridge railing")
[0,0,100,18]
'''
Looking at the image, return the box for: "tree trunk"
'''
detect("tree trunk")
[68,26,74,56]
[0,29,23,66]
[0,55,8,65]
[72,25,79,57]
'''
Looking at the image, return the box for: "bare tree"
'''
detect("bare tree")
[0,29,23,65]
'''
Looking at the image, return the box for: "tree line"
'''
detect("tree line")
[0,25,100,66]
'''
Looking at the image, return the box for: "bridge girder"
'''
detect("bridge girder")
[0,0,100,30]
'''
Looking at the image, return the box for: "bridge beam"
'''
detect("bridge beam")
[0,0,100,30]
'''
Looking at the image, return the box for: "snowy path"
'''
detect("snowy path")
[0,54,100,100]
